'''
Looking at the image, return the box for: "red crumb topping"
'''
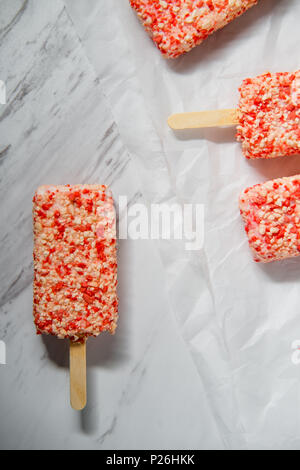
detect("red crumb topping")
[33,185,118,342]
[239,175,300,262]
[129,0,258,58]
[237,71,300,159]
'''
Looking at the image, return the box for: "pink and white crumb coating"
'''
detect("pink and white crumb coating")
[239,175,300,263]
[237,71,300,159]
[33,185,118,342]
[129,0,258,59]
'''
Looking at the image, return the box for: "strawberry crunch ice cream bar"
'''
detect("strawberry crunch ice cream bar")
[129,0,258,58]
[237,71,300,159]
[239,175,300,263]
[33,185,118,342]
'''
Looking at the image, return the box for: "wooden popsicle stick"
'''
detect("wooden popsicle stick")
[168,109,239,130]
[70,340,87,411]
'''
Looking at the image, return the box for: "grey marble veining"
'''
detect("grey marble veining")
[0,1,130,305]
[0,0,215,450]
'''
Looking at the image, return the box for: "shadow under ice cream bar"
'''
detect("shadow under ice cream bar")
[33,185,118,410]
[168,71,300,159]
[130,0,258,58]
[240,175,300,263]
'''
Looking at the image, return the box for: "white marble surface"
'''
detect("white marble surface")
[0,0,221,450]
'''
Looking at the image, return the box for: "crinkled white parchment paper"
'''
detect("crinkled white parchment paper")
[64,0,300,449]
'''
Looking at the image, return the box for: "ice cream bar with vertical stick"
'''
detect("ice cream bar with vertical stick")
[129,0,258,59]
[33,185,118,409]
[168,71,300,160]
[239,175,300,263]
